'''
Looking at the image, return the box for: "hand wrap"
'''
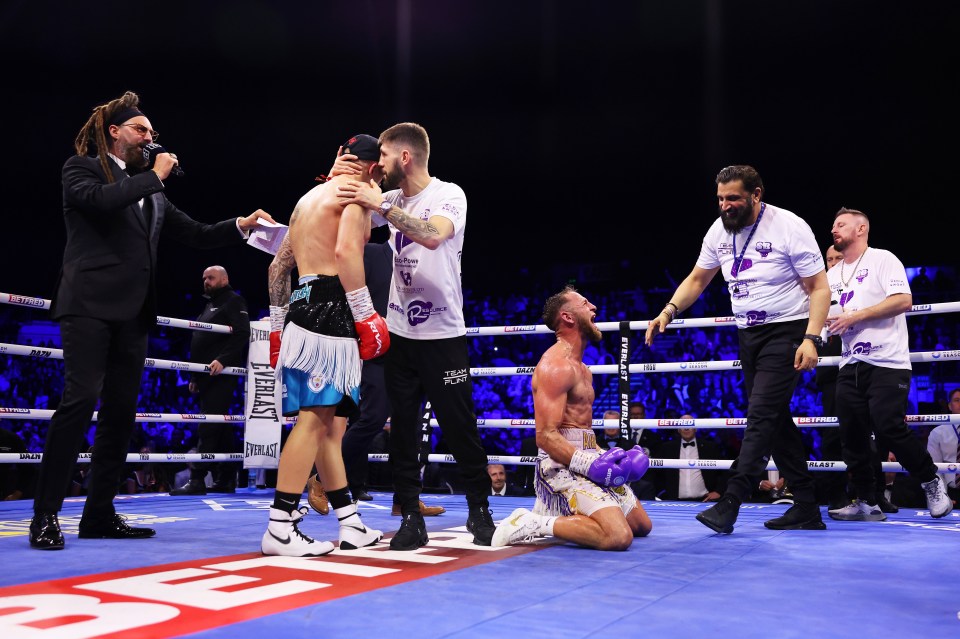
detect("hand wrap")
[269,305,287,369]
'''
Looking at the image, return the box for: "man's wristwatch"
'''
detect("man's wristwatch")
[378,200,392,217]
[803,333,824,349]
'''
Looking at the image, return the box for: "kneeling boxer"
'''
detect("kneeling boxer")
[493,286,652,550]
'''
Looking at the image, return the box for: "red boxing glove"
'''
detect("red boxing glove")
[355,312,390,360]
[270,331,282,369]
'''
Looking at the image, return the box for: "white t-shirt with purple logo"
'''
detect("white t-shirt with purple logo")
[378,177,467,339]
[825,247,911,370]
[697,203,824,329]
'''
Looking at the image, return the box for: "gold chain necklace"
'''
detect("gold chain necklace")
[840,247,868,288]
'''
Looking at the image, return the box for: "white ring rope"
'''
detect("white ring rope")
[0,451,955,476]
[1,292,233,334]
[3,341,959,379]
[3,409,960,429]
[3,290,958,476]
[0,343,246,376]
[465,301,960,335]
[6,292,959,337]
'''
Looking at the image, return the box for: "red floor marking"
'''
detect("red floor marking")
[0,528,554,639]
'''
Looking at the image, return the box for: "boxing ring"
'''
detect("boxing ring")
[0,290,959,638]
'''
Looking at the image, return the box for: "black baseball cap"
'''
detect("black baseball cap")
[341,134,380,161]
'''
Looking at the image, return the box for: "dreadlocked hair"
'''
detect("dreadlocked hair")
[74,91,141,183]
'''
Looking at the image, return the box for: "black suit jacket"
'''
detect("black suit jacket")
[190,285,250,387]
[491,485,526,497]
[653,437,729,500]
[365,241,393,317]
[51,154,243,322]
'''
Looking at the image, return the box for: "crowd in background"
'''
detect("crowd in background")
[1,268,958,498]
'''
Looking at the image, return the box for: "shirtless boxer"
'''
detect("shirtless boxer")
[492,286,653,550]
[261,134,389,556]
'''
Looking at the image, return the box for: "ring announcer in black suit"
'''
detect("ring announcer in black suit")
[29,90,274,550]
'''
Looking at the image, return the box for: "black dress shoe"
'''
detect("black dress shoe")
[78,514,156,539]
[352,489,373,501]
[210,482,236,494]
[170,479,207,496]
[30,512,65,550]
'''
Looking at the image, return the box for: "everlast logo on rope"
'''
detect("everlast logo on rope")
[249,363,279,420]
[251,327,269,342]
[245,442,279,458]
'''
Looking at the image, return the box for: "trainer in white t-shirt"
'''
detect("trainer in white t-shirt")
[376,177,468,340]
[697,203,824,330]
[825,247,912,370]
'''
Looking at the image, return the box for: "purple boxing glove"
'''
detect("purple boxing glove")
[569,447,630,487]
[617,445,650,481]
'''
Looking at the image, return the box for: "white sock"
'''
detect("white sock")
[335,502,361,527]
[540,516,557,536]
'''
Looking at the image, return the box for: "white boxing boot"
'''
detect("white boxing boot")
[261,506,334,557]
[335,502,382,550]
[491,508,544,547]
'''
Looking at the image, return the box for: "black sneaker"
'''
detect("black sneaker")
[877,495,899,514]
[390,512,428,551]
[466,505,495,546]
[210,482,236,494]
[170,479,207,496]
[696,494,740,534]
[764,502,827,530]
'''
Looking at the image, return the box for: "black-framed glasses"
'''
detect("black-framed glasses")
[122,123,159,140]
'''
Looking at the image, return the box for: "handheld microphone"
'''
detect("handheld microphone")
[143,142,184,177]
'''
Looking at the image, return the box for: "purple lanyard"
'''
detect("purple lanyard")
[731,202,765,278]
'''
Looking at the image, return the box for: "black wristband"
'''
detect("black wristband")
[803,333,823,349]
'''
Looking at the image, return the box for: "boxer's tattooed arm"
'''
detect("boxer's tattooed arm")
[386,206,439,243]
[267,207,298,307]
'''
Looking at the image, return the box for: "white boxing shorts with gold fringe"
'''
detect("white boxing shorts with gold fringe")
[533,427,638,518]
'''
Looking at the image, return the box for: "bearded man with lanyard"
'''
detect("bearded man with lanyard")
[646,165,830,534]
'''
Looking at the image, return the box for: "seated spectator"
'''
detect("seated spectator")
[651,417,728,502]
[487,463,524,497]
[0,427,35,500]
